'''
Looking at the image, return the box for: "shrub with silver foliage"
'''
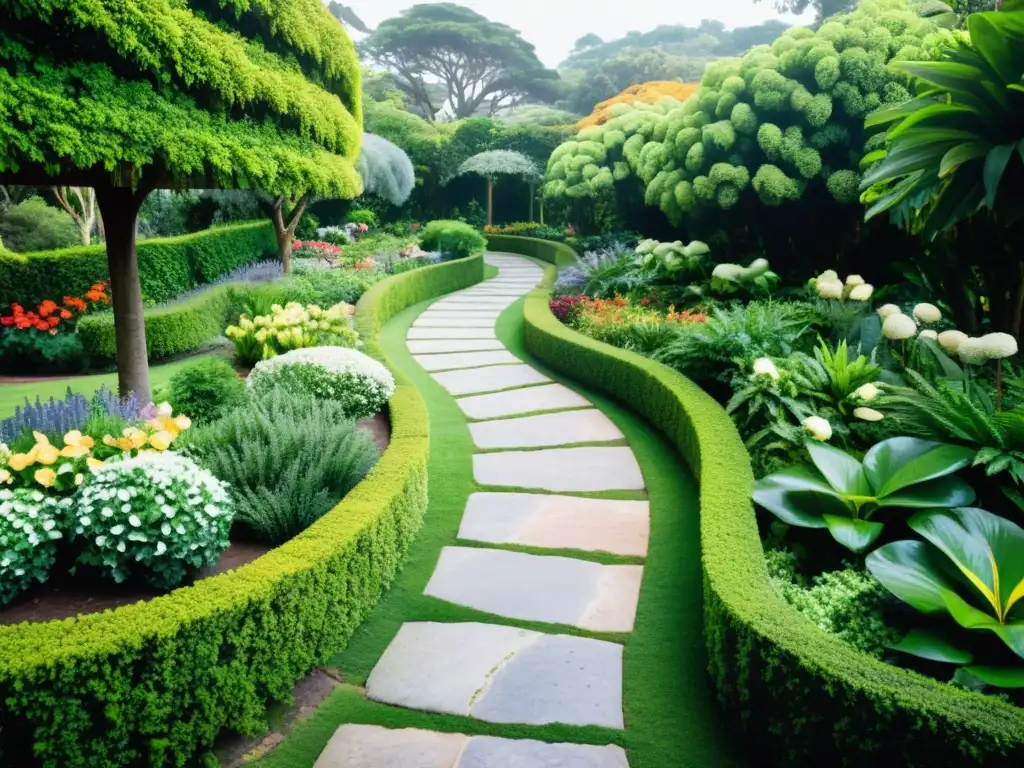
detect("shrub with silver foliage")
[357,133,416,206]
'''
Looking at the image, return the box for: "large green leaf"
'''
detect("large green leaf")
[969,13,1020,87]
[887,103,981,141]
[892,628,973,664]
[893,61,989,99]
[752,467,845,527]
[957,665,1024,689]
[860,139,959,186]
[983,143,1015,209]
[910,507,1024,625]
[881,476,977,510]
[866,540,952,614]
[864,97,932,129]
[939,141,991,177]
[806,441,872,497]
[823,514,885,552]
[863,437,974,497]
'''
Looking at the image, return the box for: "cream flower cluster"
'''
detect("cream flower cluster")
[878,303,947,342]
[955,333,1018,365]
[226,302,357,358]
[812,270,874,302]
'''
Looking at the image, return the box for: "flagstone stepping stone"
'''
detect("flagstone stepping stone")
[314,726,630,768]
[407,327,497,340]
[407,339,505,354]
[425,547,643,632]
[469,408,622,449]
[458,492,650,557]
[414,318,498,329]
[366,622,623,728]
[474,447,645,492]
[437,295,517,304]
[431,364,551,396]
[456,383,590,419]
[414,350,520,371]
[416,312,501,322]
[419,305,506,312]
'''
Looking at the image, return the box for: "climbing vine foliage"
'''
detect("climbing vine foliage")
[543,0,947,224]
[0,0,364,198]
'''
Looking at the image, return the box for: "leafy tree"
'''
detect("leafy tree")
[754,0,859,24]
[499,105,583,126]
[452,150,542,224]
[52,187,101,245]
[328,1,371,33]
[362,3,559,120]
[0,0,363,398]
[358,134,416,206]
[573,33,604,51]
[0,197,80,252]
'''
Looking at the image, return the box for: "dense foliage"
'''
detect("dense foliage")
[357,134,416,207]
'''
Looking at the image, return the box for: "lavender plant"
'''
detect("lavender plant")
[156,260,284,308]
[0,386,142,443]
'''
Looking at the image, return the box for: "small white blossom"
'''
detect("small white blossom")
[854,407,885,422]
[815,279,844,299]
[856,383,880,402]
[848,283,874,301]
[912,303,942,324]
[803,416,833,442]
[918,329,938,341]
[976,332,1018,360]
[877,304,902,319]
[882,313,917,341]
[845,274,865,287]
[752,357,781,380]
[938,330,968,355]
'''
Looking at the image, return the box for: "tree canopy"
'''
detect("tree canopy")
[357,134,416,206]
[0,0,363,397]
[362,3,559,120]
[454,150,543,183]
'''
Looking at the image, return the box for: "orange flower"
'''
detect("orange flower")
[60,309,72,319]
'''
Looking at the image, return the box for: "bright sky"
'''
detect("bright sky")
[343,0,814,67]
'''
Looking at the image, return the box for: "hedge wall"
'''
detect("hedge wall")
[486,234,578,269]
[506,237,1024,766]
[78,286,236,362]
[0,255,484,768]
[0,221,276,308]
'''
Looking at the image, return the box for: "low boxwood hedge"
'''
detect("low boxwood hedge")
[0,255,485,768]
[0,221,276,308]
[504,237,1024,766]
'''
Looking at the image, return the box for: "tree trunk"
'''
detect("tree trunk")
[487,179,493,227]
[272,194,309,274]
[95,185,151,400]
[540,196,544,226]
[528,183,535,223]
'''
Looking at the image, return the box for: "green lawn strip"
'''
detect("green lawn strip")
[0,350,224,418]
[462,405,595,423]
[447,538,645,566]
[474,440,630,453]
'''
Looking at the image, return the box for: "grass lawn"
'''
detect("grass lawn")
[255,281,744,767]
[0,351,224,419]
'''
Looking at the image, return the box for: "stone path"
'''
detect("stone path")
[316,254,650,765]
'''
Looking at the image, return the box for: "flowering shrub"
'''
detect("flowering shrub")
[74,452,233,589]
[0,281,110,334]
[0,487,70,605]
[97,402,192,457]
[549,294,591,324]
[248,347,395,420]
[1,431,100,494]
[0,386,143,444]
[225,301,357,366]
[293,240,342,261]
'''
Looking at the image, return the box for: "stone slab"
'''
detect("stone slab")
[437,295,518,304]
[425,547,642,632]
[366,622,623,728]
[414,318,498,329]
[414,350,520,371]
[407,339,506,354]
[407,327,498,340]
[469,409,622,449]
[416,312,501,322]
[458,492,650,556]
[457,383,590,420]
[474,447,645,492]
[314,726,630,768]
[420,305,504,313]
[431,364,551,396]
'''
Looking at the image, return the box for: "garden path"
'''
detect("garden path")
[314,254,649,766]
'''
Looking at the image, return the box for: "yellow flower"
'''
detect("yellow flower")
[34,467,56,488]
[103,434,118,447]
[122,428,147,449]
[86,457,105,469]
[148,431,173,451]
[117,437,135,451]
[60,444,91,458]
[173,415,192,431]
[7,453,33,471]
[63,430,93,448]
[35,443,60,465]
[33,431,50,446]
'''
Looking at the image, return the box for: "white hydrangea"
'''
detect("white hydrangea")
[818,270,839,282]
[815,279,844,299]
[249,346,396,420]
[877,304,902,319]
[882,313,917,341]
[0,488,70,606]
[752,357,780,380]
[75,452,233,589]
[956,337,988,365]
[854,407,885,422]
[848,283,874,301]
[938,330,968,355]
[912,303,942,324]
[918,329,938,341]
[803,416,832,442]
[855,383,880,402]
[845,274,865,287]
[958,332,1019,363]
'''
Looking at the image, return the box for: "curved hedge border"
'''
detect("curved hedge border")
[0,221,276,308]
[503,237,1024,766]
[0,255,484,768]
[486,234,578,268]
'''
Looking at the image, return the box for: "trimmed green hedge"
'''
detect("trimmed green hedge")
[0,221,276,308]
[78,286,236,362]
[506,237,1024,765]
[486,234,577,268]
[0,256,484,768]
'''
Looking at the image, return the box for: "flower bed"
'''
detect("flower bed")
[499,235,1024,765]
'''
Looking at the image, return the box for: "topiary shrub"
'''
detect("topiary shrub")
[183,389,379,545]
[0,488,70,605]
[346,208,381,227]
[419,219,488,260]
[73,452,234,589]
[167,357,246,425]
[248,347,395,420]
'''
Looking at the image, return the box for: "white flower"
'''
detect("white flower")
[845,274,865,287]
[815,279,844,299]
[913,303,942,324]
[752,357,780,380]
[918,329,938,341]
[848,283,874,301]
[882,313,917,341]
[977,332,1018,360]
[803,416,832,442]
[877,304,902,319]
[854,407,885,422]
[818,270,839,282]
[938,330,968,355]
[156,402,174,418]
[856,383,880,402]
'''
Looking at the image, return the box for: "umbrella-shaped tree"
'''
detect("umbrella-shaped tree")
[358,134,416,206]
[0,0,363,399]
[452,150,542,225]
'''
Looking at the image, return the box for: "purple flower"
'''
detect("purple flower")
[0,386,143,442]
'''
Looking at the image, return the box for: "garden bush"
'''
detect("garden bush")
[73,452,234,589]
[0,330,89,374]
[0,488,70,605]
[346,209,380,227]
[184,389,379,544]
[501,235,1024,764]
[0,197,80,253]
[0,221,276,308]
[225,301,357,367]
[167,358,246,425]
[419,219,487,259]
[248,347,395,420]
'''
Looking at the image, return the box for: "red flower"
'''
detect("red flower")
[0,316,13,327]
[59,309,73,320]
